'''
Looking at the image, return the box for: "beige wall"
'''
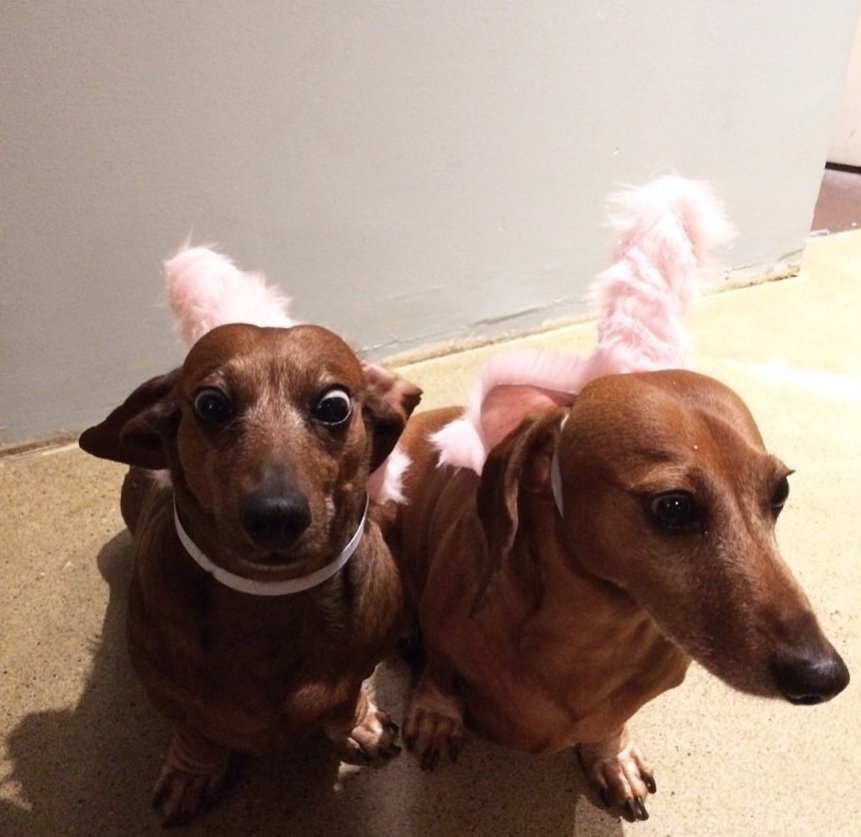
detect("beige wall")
[2,1,859,443]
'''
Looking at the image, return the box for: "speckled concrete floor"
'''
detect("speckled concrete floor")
[2,231,859,837]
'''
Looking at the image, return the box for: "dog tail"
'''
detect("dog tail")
[164,245,296,347]
[430,175,734,474]
[588,175,734,375]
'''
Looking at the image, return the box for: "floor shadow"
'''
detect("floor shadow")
[0,531,355,837]
[1,531,624,837]
[2,532,165,836]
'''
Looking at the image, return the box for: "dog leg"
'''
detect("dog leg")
[403,664,466,770]
[577,725,655,822]
[325,690,401,766]
[152,726,230,826]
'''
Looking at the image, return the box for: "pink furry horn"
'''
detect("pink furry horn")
[429,175,735,475]
[164,245,296,347]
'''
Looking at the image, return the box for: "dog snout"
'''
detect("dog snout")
[770,644,850,705]
[239,490,312,551]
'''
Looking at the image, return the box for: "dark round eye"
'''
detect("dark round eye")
[649,492,702,532]
[312,387,352,427]
[771,476,790,512]
[192,388,235,426]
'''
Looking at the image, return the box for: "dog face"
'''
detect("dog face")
[474,369,848,704]
[557,370,848,703]
[80,323,421,574]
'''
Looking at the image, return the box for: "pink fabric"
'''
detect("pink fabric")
[430,175,734,474]
[366,444,412,505]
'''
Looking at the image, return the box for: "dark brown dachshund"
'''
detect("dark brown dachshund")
[387,369,849,821]
[80,323,421,825]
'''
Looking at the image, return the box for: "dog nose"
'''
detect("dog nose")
[771,645,850,705]
[240,492,311,550]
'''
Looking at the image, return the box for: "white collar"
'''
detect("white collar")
[173,497,368,596]
[550,415,569,517]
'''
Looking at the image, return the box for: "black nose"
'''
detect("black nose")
[239,491,311,550]
[771,646,850,705]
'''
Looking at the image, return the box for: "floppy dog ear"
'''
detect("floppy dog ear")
[361,362,422,471]
[479,384,572,455]
[472,409,564,614]
[79,370,180,470]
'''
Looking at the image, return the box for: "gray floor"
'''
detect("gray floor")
[2,230,860,836]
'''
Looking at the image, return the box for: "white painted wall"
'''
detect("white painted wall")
[2,1,859,444]
[830,10,861,165]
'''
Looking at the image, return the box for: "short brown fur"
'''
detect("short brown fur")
[388,369,848,821]
[80,323,421,825]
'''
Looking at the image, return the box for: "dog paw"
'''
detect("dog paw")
[331,698,402,766]
[403,670,465,771]
[577,731,655,822]
[404,703,466,770]
[151,761,228,827]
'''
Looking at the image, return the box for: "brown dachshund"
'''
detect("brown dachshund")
[387,369,849,822]
[79,322,421,825]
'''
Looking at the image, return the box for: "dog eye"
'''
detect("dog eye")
[312,387,352,426]
[771,476,790,512]
[649,492,702,532]
[192,388,235,426]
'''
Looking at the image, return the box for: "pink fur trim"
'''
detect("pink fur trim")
[430,350,596,470]
[147,469,173,489]
[432,175,734,474]
[431,416,485,473]
[164,245,296,347]
[589,175,734,374]
[367,445,412,505]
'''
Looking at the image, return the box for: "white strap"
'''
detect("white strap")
[550,415,569,517]
[173,497,368,596]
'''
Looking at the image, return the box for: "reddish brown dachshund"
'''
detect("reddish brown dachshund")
[80,323,421,825]
[387,369,849,822]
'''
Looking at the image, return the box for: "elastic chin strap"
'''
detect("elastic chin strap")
[173,497,368,596]
[550,415,569,517]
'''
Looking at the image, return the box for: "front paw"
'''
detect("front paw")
[152,728,230,826]
[152,760,228,827]
[577,729,656,822]
[329,694,402,766]
[404,703,465,771]
[403,669,465,771]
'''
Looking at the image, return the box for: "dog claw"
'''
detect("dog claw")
[616,797,649,822]
[578,730,655,820]
[614,793,650,822]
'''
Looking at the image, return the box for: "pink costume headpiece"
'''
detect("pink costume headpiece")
[161,175,732,502]
[164,245,297,344]
[429,175,734,474]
